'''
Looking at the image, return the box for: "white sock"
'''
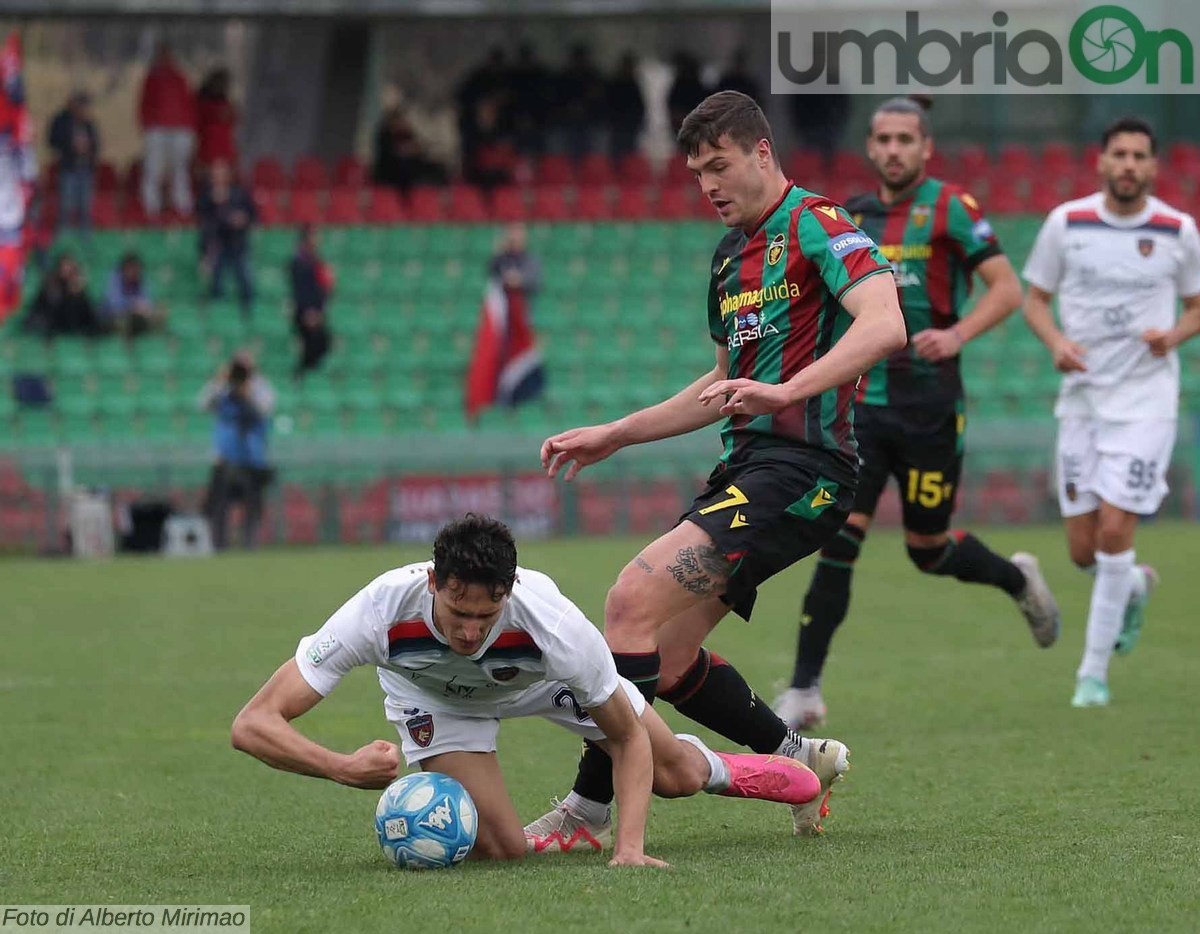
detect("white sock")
[774,728,806,760]
[563,791,610,825]
[675,733,730,793]
[1077,549,1136,683]
[1080,557,1145,599]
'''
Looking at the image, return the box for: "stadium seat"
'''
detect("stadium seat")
[252,188,283,226]
[333,155,367,188]
[292,155,328,190]
[448,185,488,223]
[364,187,405,224]
[92,192,121,229]
[986,179,1025,215]
[616,152,654,186]
[287,190,322,226]
[531,186,571,221]
[957,145,990,176]
[324,187,363,224]
[96,161,119,192]
[406,187,444,223]
[786,150,824,181]
[1040,142,1074,173]
[536,154,575,187]
[490,186,527,222]
[251,158,287,190]
[998,144,1035,177]
[578,153,616,186]
[1029,178,1065,214]
[614,184,653,220]
[575,186,612,220]
[658,185,699,220]
[1167,142,1200,172]
[663,158,694,186]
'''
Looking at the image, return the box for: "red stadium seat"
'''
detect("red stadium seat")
[286,189,321,225]
[985,179,1025,215]
[614,184,652,220]
[490,186,527,221]
[997,144,1035,178]
[123,159,143,197]
[577,153,616,186]
[95,161,119,192]
[1069,173,1097,200]
[786,150,824,181]
[657,184,703,220]
[957,145,990,176]
[252,187,284,226]
[406,186,444,223]
[292,155,328,191]
[530,186,571,221]
[536,154,574,187]
[1040,142,1074,173]
[251,157,286,190]
[333,155,367,188]
[616,152,654,186]
[92,191,120,229]
[574,185,612,220]
[663,157,694,186]
[1029,178,1065,214]
[120,198,150,227]
[324,187,363,224]
[1167,142,1200,171]
[1081,143,1102,167]
[926,150,951,180]
[1153,176,1187,206]
[364,187,404,224]
[448,184,488,222]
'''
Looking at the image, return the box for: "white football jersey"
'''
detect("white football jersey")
[295,563,620,719]
[1023,193,1200,421]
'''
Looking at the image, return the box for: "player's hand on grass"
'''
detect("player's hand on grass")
[541,424,622,481]
[1142,328,1176,357]
[1050,337,1087,373]
[699,379,791,416]
[609,850,671,869]
[911,327,962,362]
[336,740,400,789]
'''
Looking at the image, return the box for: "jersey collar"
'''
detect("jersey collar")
[423,586,512,660]
[745,181,794,236]
[877,174,930,209]
[1095,195,1157,229]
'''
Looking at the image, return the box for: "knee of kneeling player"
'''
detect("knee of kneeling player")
[906,540,951,574]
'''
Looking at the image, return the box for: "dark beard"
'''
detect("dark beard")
[1107,178,1147,203]
[881,168,922,193]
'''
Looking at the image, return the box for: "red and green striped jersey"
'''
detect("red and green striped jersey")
[707,184,892,464]
[847,176,1002,408]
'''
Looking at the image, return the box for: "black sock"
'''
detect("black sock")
[792,525,864,689]
[909,531,1026,596]
[570,651,660,805]
[663,650,787,754]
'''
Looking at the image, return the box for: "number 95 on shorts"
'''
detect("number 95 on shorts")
[1055,417,1176,518]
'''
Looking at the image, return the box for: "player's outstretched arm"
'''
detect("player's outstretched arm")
[1144,293,1200,357]
[587,690,669,869]
[1023,285,1086,372]
[912,255,1022,361]
[231,659,400,789]
[541,349,729,481]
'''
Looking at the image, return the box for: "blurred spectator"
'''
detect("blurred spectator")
[509,42,550,157]
[197,159,255,316]
[463,96,516,191]
[290,225,334,379]
[718,49,762,102]
[372,105,448,193]
[21,253,99,338]
[668,52,710,131]
[457,47,510,148]
[198,351,275,550]
[100,252,165,337]
[607,51,645,160]
[195,67,238,174]
[555,42,606,158]
[788,92,852,169]
[139,42,196,217]
[47,91,99,234]
[489,222,540,294]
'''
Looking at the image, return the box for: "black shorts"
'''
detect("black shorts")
[681,442,857,621]
[853,402,965,535]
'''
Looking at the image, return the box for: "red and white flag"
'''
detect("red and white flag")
[464,279,545,420]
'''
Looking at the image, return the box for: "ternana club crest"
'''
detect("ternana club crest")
[767,232,786,266]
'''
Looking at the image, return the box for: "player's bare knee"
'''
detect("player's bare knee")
[1068,544,1095,570]
[604,574,656,641]
[651,758,701,798]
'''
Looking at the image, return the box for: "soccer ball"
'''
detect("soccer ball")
[375,772,478,870]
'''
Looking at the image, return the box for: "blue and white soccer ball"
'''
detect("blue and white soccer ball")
[375,772,478,870]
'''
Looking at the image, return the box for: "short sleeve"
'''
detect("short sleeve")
[796,200,893,301]
[945,191,1003,273]
[540,606,621,710]
[1175,215,1200,298]
[294,585,388,697]
[1022,209,1067,292]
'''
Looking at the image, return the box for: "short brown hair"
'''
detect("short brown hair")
[677,90,775,159]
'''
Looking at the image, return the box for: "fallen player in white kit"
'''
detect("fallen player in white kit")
[1022,116,1200,707]
[232,514,842,868]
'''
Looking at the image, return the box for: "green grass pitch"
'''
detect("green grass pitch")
[4,523,1199,933]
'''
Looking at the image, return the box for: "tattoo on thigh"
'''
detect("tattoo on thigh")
[634,556,654,574]
[665,544,732,597]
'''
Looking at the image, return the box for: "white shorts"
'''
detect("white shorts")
[385,677,647,766]
[1055,418,1176,518]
